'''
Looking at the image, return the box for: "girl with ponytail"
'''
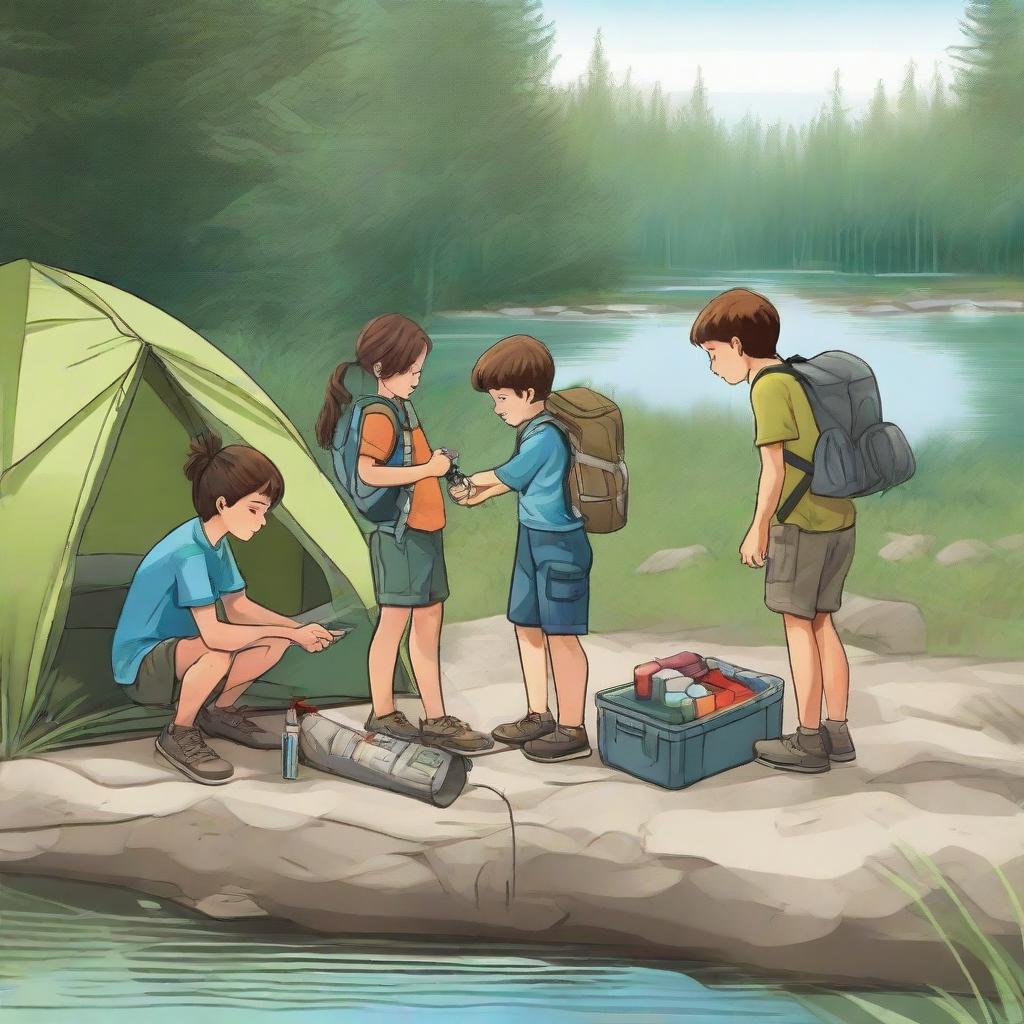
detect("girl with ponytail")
[112,431,341,785]
[318,314,492,753]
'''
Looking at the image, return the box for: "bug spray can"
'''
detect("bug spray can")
[282,707,300,780]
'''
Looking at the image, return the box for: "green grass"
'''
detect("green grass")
[802,849,1024,1024]
[211,318,1024,659]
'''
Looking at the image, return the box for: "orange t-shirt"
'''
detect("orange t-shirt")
[358,412,445,532]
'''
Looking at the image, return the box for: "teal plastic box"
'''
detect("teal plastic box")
[596,657,784,789]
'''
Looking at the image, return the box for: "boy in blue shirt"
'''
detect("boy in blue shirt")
[452,335,593,763]
[113,432,341,784]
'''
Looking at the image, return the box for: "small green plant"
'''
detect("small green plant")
[830,848,1024,1024]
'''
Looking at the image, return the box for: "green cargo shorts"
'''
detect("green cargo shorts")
[765,522,856,620]
[125,637,181,707]
[370,527,449,607]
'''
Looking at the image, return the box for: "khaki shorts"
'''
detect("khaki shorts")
[125,638,181,707]
[765,523,856,620]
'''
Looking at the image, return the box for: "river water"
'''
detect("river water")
[430,271,1024,446]
[1,875,835,1023]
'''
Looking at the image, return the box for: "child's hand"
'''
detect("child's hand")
[739,524,769,568]
[448,481,477,505]
[426,449,452,478]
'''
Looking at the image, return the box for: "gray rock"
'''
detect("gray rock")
[834,593,926,655]
[974,300,1024,311]
[498,307,536,317]
[537,305,567,314]
[2,617,1023,991]
[636,546,709,574]
[995,534,1024,551]
[853,303,906,315]
[904,298,970,311]
[935,539,993,565]
[878,533,933,563]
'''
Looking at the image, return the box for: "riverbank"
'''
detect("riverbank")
[3,617,1021,993]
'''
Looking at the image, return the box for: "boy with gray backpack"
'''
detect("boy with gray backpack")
[690,288,914,775]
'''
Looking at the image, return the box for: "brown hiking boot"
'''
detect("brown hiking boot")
[523,724,592,763]
[492,709,556,746]
[198,704,278,750]
[754,729,830,774]
[365,709,421,742]
[420,715,495,753]
[156,724,233,785]
[819,719,857,762]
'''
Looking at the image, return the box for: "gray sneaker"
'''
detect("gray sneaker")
[819,719,857,762]
[421,715,495,753]
[754,729,830,774]
[198,704,278,750]
[492,710,556,746]
[523,724,592,763]
[365,709,421,742]
[156,724,233,785]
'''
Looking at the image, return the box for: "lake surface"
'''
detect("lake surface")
[0,875,832,1023]
[430,271,1024,446]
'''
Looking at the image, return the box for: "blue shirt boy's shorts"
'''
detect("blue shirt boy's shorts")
[507,522,592,635]
[496,416,592,635]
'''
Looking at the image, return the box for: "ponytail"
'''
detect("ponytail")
[315,361,354,449]
[184,430,222,484]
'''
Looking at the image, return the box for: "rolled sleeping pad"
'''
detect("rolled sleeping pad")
[299,713,472,808]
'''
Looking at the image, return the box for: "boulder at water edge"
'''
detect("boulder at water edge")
[834,593,926,655]
[636,546,709,575]
[935,539,993,565]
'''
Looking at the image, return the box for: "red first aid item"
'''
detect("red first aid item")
[701,669,755,706]
[633,651,708,700]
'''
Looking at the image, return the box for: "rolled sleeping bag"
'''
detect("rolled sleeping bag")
[299,713,471,808]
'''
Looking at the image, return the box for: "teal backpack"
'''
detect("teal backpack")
[332,396,416,540]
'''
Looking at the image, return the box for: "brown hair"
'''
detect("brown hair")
[183,431,284,521]
[689,288,781,358]
[315,314,432,449]
[470,334,555,401]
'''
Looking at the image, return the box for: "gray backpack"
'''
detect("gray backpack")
[755,351,915,523]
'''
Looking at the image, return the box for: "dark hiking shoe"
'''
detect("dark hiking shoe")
[421,715,495,753]
[523,724,592,763]
[754,729,830,774]
[365,709,421,742]
[492,710,556,746]
[198,704,278,750]
[156,724,233,785]
[819,719,857,762]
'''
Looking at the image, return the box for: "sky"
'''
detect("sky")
[542,0,968,123]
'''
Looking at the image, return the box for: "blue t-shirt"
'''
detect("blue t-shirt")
[111,517,246,684]
[495,417,584,532]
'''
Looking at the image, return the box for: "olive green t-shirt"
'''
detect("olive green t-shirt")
[750,370,856,532]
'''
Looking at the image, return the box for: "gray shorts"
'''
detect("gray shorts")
[125,638,181,707]
[765,523,856,620]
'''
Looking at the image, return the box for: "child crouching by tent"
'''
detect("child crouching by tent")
[111,432,344,784]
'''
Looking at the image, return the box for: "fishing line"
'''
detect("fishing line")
[470,783,518,905]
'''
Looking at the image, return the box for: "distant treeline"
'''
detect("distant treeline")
[1,0,1021,330]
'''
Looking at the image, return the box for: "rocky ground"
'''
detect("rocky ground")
[2,616,1022,990]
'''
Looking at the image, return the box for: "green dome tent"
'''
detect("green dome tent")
[0,259,405,757]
